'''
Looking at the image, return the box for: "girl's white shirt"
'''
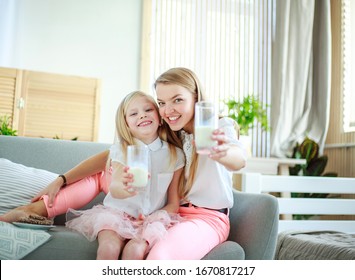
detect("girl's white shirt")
[181,117,247,209]
[103,137,185,218]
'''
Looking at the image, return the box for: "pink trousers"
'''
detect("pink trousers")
[42,172,230,260]
[42,171,110,218]
[146,205,230,260]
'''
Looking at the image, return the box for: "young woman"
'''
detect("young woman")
[145,67,246,260]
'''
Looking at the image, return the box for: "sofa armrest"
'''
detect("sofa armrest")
[228,190,279,259]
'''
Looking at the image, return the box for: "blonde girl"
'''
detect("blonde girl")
[1,91,184,260]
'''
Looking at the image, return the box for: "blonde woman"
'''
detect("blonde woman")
[146,67,247,260]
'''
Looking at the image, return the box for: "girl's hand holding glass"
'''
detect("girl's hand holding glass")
[110,165,140,198]
[122,166,151,195]
[121,166,139,195]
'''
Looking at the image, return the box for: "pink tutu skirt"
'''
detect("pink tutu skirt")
[65,205,182,248]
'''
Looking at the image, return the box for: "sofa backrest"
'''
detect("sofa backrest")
[0,136,110,174]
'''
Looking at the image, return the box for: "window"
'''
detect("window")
[342,0,355,132]
[141,0,273,156]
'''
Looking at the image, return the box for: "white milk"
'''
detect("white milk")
[129,167,148,188]
[195,126,216,154]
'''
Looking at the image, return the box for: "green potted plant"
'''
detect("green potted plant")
[0,115,17,136]
[223,95,269,136]
[52,135,78,141]
[223,95,269,156]
[289,136,337,220]
[289,137,337,177]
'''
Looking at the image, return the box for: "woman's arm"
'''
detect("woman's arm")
[209,129,246,171]
[160,167,184,214]
[32,150,110,205]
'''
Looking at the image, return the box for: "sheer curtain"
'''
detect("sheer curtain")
[271,0,332,157]
[141,0,273,157]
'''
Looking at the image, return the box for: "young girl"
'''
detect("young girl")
[145,67,247,260]
[1,91,185,260]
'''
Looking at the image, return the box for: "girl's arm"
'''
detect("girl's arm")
[210,129,246,171]
[32,150,110,205]
[160,167,184,214]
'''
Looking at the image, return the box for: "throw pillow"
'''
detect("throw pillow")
[0,221,51,260]
[0,158,58,215]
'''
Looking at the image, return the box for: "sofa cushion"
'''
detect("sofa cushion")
[0,158,58,215]
[0,221,51,260]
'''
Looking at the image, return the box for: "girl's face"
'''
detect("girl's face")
[125,96,160,144]
[156,83,195,133]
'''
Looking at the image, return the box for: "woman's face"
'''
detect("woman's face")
[156,83,195,133]
[125,95,160,144]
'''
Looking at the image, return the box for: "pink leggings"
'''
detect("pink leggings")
[146,205,230,260]
[42,171,110,218]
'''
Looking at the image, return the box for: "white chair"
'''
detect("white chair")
[241,173,355,233]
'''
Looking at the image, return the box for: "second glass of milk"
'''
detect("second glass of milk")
[194,101,218,155]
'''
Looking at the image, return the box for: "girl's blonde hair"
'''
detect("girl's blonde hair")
[154,67,207,198]
[115,90,177,167]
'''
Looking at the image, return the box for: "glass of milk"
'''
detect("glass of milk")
[194,101,218,154]
[127,145,149,190]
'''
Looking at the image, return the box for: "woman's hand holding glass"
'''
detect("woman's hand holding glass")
[208,129,230,160]
[208,128,247,171]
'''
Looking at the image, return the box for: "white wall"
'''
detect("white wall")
[0,0,142,143]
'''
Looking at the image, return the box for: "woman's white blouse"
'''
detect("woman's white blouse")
[181,117,246,209]
[103,137,185,218]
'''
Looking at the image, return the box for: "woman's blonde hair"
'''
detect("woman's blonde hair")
[115,90,177,167]
[154,67,206,198]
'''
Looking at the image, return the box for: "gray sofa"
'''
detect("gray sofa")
[0,135,279,260]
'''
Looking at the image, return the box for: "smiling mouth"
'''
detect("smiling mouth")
[168,116,180,122]
[138,121,152,127]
